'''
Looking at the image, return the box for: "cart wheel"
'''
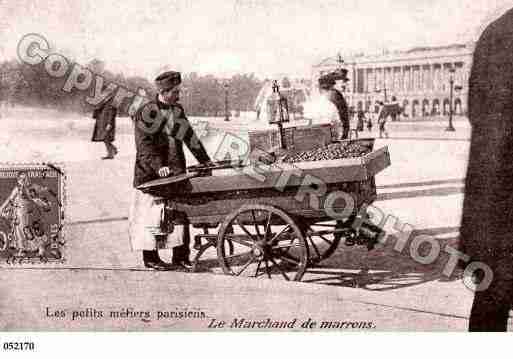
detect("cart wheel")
[281,220,346,265]
[217,204,308,281]
[303,221,345,264]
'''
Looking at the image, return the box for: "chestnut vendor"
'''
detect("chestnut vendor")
[128,70,212,270]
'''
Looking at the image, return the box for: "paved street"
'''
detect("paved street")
[0,110,488,330]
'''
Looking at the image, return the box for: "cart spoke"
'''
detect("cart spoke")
[225,235,254,248]
[308,235,322,259]
[269,224,291,244]
[318,233,334,246]
[254,259,263,277]
[270,257,290,281]
[280,256,299,266]
[231,220,257,242]
[251,210,262,239]
[235,255,256,276]
[224,250,253,260]
[263,211,273,242]
[272,243,301,250]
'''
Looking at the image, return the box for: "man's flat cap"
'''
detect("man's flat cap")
[155,71,182,91]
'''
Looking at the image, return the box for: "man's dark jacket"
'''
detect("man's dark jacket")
[460,8,513,330]
[132,98,210,188]
[460,8,513,264]
[91,100,116,142]
[327,88,349,139]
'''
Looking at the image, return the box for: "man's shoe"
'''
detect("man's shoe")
[172,259,193,271]
[144,261,173,271]
[101,155,114,160]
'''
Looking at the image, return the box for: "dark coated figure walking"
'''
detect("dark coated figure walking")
[91,95,118,159]
[460,7,513,331]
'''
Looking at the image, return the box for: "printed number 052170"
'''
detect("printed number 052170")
[3,342,35,351]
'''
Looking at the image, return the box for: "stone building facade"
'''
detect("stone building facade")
[312,43,474,118]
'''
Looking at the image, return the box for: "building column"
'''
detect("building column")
[410,65,417,93]
[375,67,378,92]
[455,62,463,88]
[389,67,393,93]
[376,67,382,91]
[399,66,404,93]
[436,63,444,93]
[364,69,368,93]
[386,66,394,95]
[423,64,429,92]
[418,65,422,91]
[382,66,387,93]
[409,66,413,92]
[440,64,445,92]
[360,68,364,94]
[463,62,470,87]
[403,66,408,92]
[365,67,370,93]
[417,65,422,92]
[429,63,435,92]
[388,67,394,93]
[381,67,386,92]
[354,67,358,94]
[433,64,439,92]
[403,66,409,93]
[368,68,374,93]
[443,63,449,92]
[393,67,398,94]
[352,66,357,93]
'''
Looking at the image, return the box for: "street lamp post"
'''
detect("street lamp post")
[446,67,456,132]
[224,82,230,121]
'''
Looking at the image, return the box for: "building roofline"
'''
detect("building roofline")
[313,42,475,68]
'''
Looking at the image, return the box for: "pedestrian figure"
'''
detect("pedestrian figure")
[366,111,373,132]
[460,7,513,332]
[377,102,388,138]
[91,94,118,159]
[357,109,365,131]
[318,74,349,140]
[389,96,400,122]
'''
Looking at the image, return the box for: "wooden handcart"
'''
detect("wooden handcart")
[138,137,390,281]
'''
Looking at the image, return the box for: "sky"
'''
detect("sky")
[1,0,513,80]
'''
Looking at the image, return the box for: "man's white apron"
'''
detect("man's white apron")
[128,189,184,251]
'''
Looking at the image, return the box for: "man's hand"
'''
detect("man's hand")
[105,124,112,131]
[158,166,171,177]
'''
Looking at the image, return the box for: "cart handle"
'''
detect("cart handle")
[187,159,244,172]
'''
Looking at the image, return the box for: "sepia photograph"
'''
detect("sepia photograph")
[1,1,513,351]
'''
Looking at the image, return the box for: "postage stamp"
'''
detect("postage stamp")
[0,163,65,265]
